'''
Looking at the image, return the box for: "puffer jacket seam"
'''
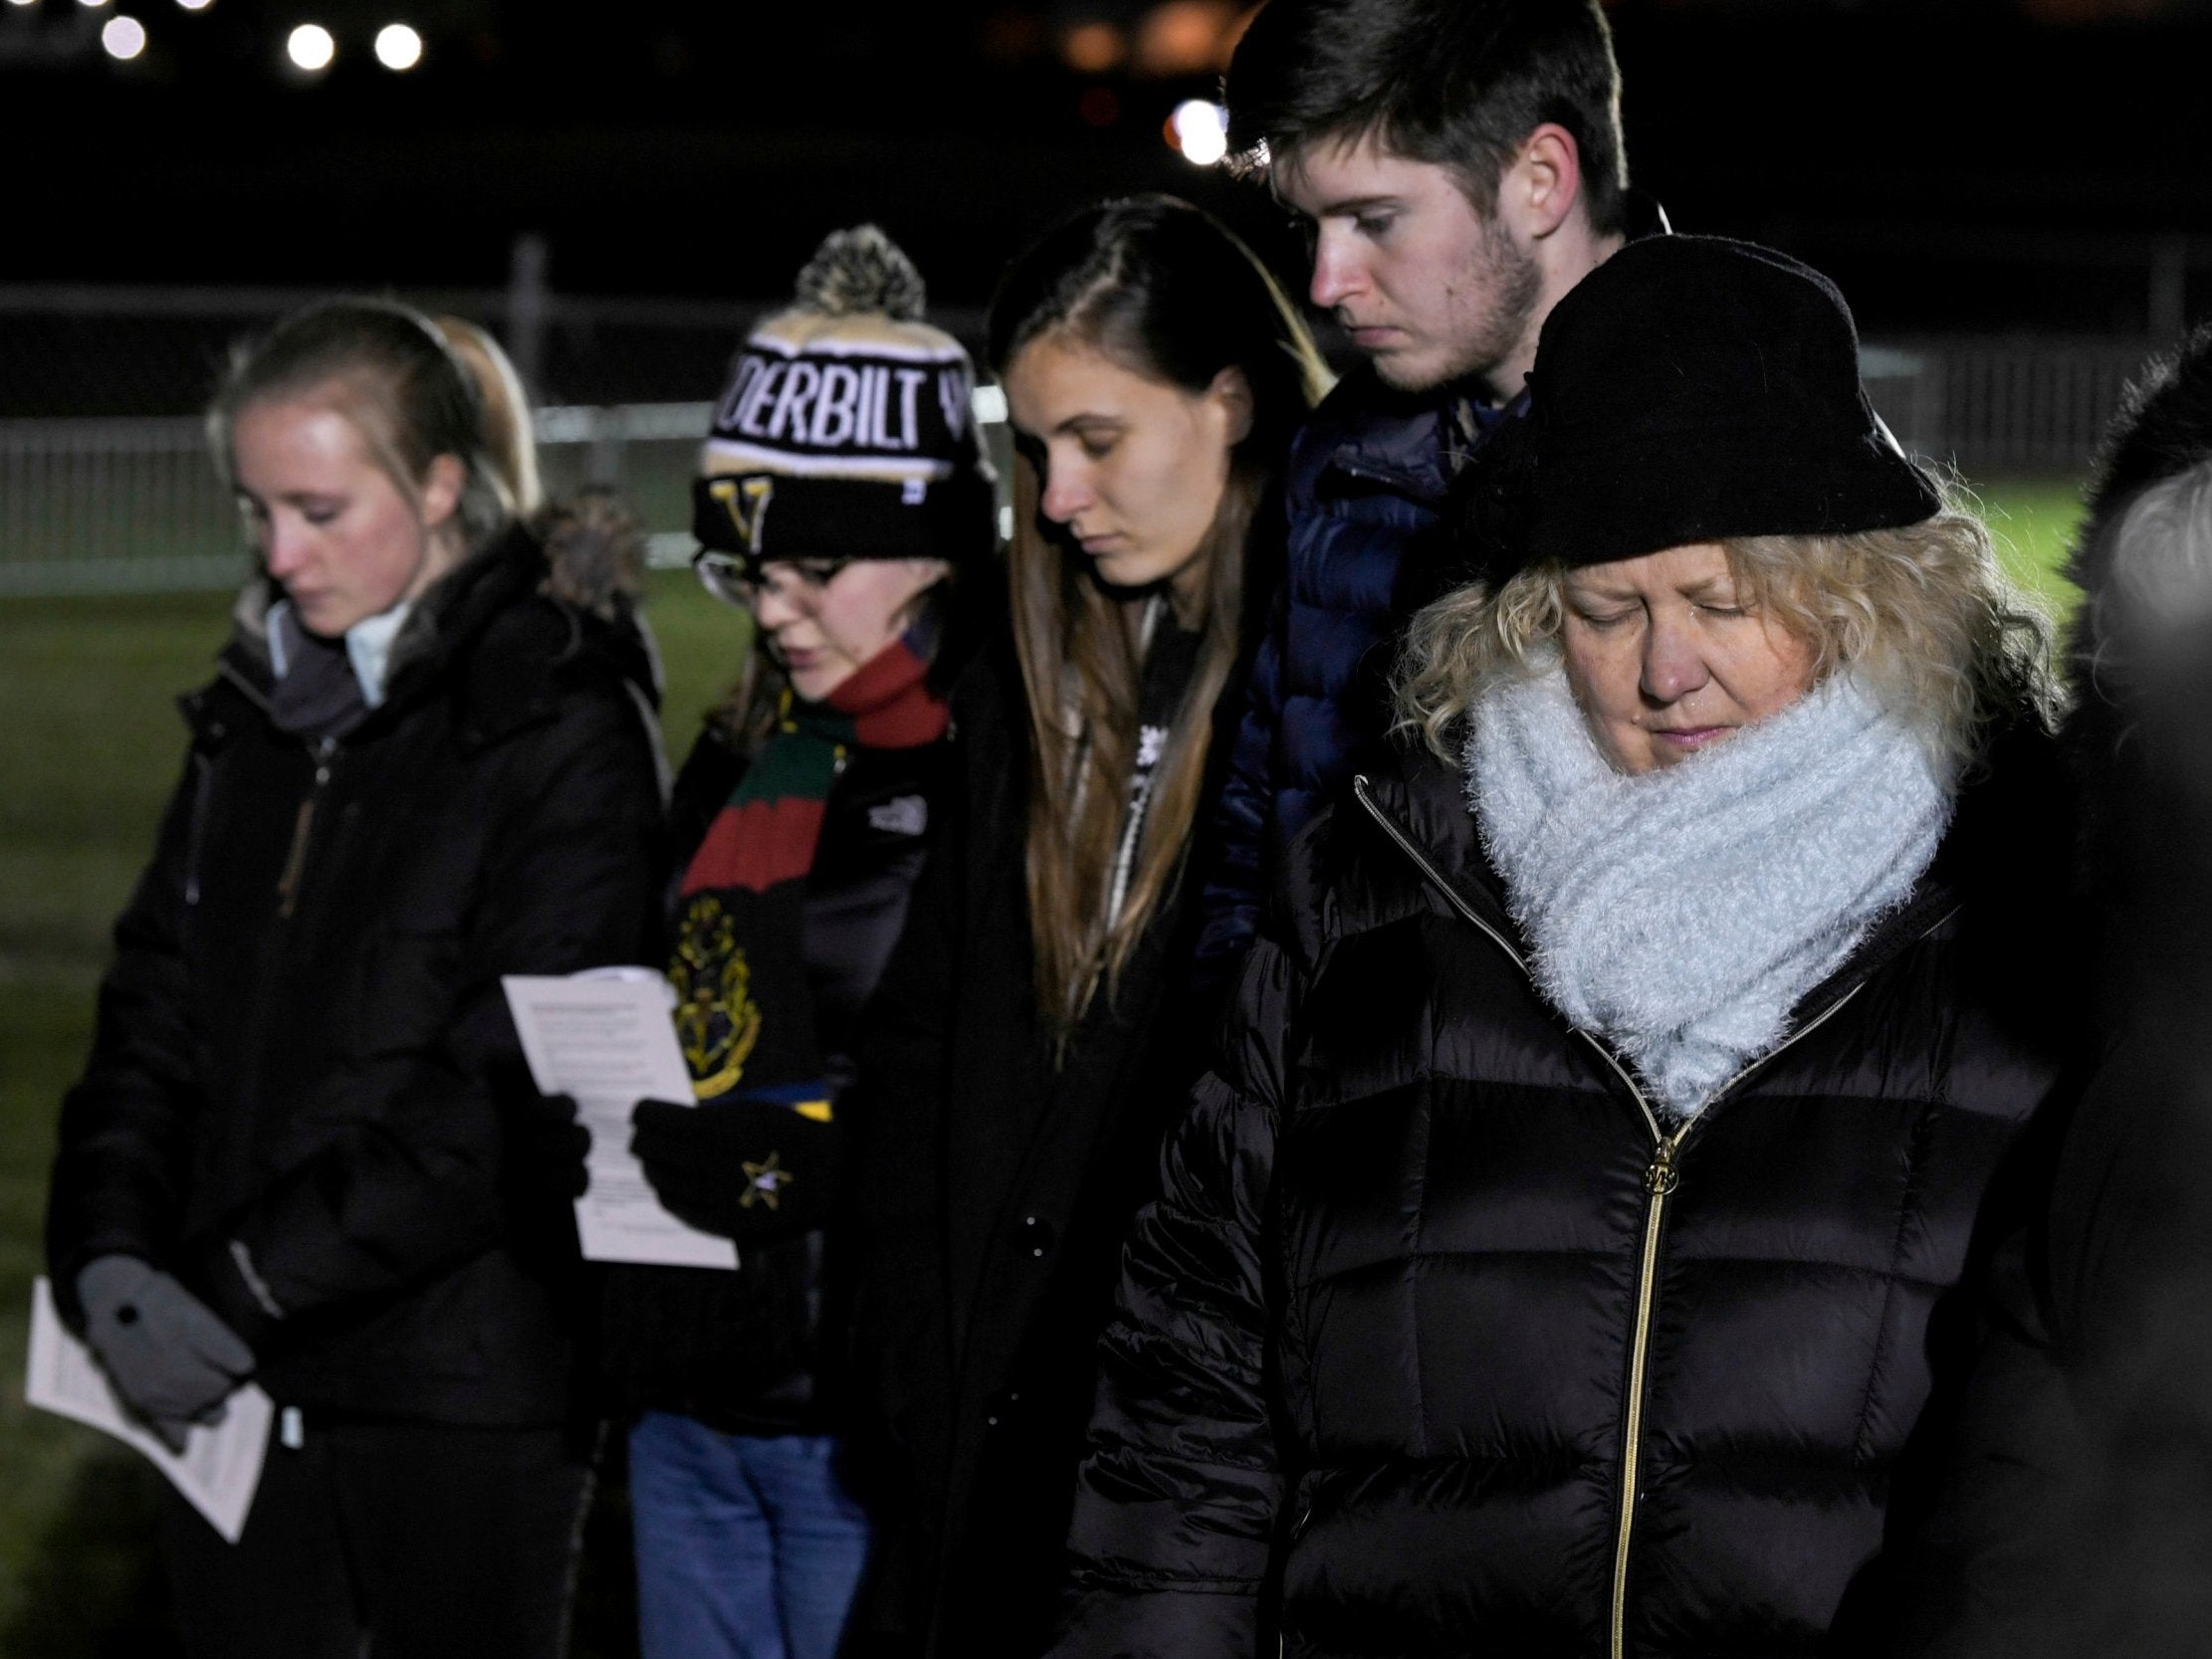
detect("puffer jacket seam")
[1853,1092,1944,1469]
[1410,1070,1435,1460]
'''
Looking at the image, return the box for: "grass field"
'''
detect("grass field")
[0,476,2087,1653]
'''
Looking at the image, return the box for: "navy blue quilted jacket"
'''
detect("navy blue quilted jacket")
[1195,200,1672,991]
[1192,373,1474,986]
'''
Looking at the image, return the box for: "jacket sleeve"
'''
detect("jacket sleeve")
[46,746,210,1325]
[846,791,962,1414]
[193,682,666,1344]
[1189,581,1288,1003]
[1049,929,1302,1659]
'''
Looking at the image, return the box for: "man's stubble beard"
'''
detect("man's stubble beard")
[1375,216,1544,399]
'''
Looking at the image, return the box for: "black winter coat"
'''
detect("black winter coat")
[1883,323,2212,1659]
[599,716,954,1433]
[46,530,667,1426]
[1054,734,2079,1659]
[849,640,1244,1658]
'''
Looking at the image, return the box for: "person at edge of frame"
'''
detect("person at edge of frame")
[43,297,668,1659]
[1880,323,2212,1659]
[842,194,1331,1659]
[594,225,997,1659]
[1047,235,2085,1658]
[1192,0,1669,997]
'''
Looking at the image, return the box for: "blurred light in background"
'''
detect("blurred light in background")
[374,22,421,71]
[287,21,333,70]
[5,0,39,10]
[77,0,111,10]
[176,0,212,10]
[1169,99,1228,165]
[100,11,143,54]
[1137,1,1237,76]
[1060,21,1124,74]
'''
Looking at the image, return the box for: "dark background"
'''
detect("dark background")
[4,0,2209,338]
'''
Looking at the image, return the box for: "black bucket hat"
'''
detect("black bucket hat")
[1463,235,1941,580]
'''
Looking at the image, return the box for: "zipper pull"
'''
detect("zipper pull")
[277,740,337,919]
[1644,1141,1679,1197]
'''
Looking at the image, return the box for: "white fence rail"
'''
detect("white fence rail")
[0,403,717,597]
[0,339,2166,597]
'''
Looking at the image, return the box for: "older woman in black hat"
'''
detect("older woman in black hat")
[1043,236,2080,1659]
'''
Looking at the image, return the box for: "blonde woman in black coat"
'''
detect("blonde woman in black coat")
[45,300,665,1659]
[1051,238,2078,1659]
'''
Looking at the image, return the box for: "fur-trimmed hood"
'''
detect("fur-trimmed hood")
[2063,323,2212,769]
[2060,322,2212,1012]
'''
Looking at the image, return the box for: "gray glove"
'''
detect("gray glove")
[76,1254,255,1453]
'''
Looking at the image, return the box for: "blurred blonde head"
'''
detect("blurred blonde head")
[433,315,543,517]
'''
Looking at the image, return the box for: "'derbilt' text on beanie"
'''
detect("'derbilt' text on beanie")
[1463,235,1941,581]
[693,225,994,567]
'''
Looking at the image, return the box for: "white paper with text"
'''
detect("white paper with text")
[502,969,738,1269]
[25,1277,272,1544]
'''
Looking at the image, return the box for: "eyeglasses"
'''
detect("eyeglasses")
[693,550,852,611]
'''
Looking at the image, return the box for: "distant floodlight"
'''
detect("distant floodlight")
[374,22,421,71]
[177,0,212,10]
[77,0,111,10]
[1170,100,1228,166]
[287,21,333,70]
[6,0,40,10]
[101,11,144,53]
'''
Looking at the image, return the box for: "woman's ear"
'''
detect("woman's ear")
[1209,365,1254,447]
[419,454,465,532]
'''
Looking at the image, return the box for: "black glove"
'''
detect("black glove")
[510,1091,592,1202]
[630,1098,841,1241]
[76,1255,255,1453]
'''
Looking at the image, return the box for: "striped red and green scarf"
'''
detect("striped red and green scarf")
[669,633,948,1115]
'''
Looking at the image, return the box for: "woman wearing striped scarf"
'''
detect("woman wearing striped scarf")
[601,227,996,1659]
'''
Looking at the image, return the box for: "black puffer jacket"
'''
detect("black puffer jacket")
[46,528,667,1426]
[1054,732,2078,1659]
[599,716,954,1433]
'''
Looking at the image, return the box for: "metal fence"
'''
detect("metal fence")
[0,336,2165,598]
[0,403,720,597]
[1861,337,2156,476]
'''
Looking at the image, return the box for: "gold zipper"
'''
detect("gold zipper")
[1350,775,1913,1658]
[1613,1128,1676,1658]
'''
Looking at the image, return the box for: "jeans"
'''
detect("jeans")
[629,1411,873,1659]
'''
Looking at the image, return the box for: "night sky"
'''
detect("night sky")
[4,0,2210,335]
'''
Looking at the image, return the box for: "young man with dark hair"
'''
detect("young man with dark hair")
[1195,0,1662,980]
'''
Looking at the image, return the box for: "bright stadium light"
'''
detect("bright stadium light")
[101,11,144,53]
[6,1,39,10]
[374,22,421,71]
[287,21,334,70]
[177,0,213,10]
[77,0,112,10]
[1170,99,1228,166]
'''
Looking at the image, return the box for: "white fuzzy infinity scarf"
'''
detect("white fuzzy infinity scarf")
[1465,669,1951,1123]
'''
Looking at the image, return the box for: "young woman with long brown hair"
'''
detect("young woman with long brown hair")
[846,194,1328,1658]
